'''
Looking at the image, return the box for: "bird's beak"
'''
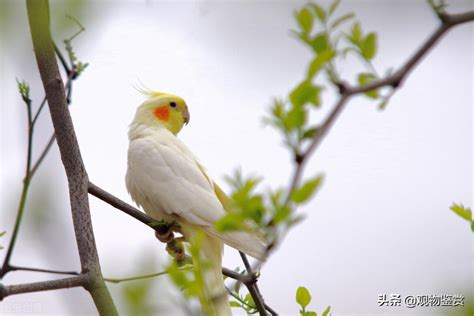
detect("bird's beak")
[182,107,190,125]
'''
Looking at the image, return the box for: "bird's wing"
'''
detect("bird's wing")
[127,129,267,260]
[127,134,226,227]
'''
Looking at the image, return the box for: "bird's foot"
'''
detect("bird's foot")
[166,237,186,263]
[151,220,182,243]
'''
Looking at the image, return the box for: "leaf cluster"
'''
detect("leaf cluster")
[215,169,323,245]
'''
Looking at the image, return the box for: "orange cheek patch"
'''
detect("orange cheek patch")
[153,106,170,121]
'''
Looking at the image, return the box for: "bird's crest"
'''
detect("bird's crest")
[133,82,169,99]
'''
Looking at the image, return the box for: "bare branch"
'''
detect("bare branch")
[88,182,156,227]
[0,276,84,300]
[239,252,270,316]
[9,265,79,276]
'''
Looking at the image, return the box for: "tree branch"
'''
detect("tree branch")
[239,252,270,316]
[25,1,117,314]
[0,93,34,278]
[89,182,264,283]
[255,4,474,290]
[8,265,79,276]
[287,7,474,220]
[88,182,157,227]
[0,276,84,300]
[343,10,474,95]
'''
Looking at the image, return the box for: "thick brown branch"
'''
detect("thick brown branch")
[26,1,117,314]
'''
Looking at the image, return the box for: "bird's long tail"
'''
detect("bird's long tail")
[191,232,231,316]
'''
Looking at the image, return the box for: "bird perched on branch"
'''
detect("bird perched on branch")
[126,90,267,315]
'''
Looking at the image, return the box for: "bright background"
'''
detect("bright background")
[1,0,472,315]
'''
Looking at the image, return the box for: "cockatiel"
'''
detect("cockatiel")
[126,91,267,316]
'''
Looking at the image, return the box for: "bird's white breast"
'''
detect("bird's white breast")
[126,125,226,227]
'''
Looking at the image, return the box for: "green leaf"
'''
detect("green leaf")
[273,205,292,224]
[289,80,322,108]
[305,312,317,316]
[287,214,306,228]
[244,293,256,308]
[215,213,245,232]
[357,72,378,99]
[309,3,326,23]
[296,286,312,308]
[297,7,314,34]
[291,175,323,204]
[350,22,362,45]
[330,13,354,29]
[322,306,331,316]
[302,127,319,140]
[229,301,241,308]
[284,104,307,131]
[307,49,336,78]
[362,32,377,60]
[328,0,341,15]
[310,33,329,54]
[450,203,472,222]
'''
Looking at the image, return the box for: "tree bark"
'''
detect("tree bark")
[25,1,117,314]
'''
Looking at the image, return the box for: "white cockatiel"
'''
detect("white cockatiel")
[126,91,267,315]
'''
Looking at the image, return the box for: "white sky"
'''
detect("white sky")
[1,0,472,315]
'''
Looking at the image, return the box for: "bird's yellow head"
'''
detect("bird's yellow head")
[133,90,190,135]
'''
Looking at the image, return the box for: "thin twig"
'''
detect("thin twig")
[344,10,474,96]
[104,265,193,284]
[1,68,77,278]
[29,133,56,177]
[53,42,70,74]
[31,96,47,127]
[8,265,79,276]
[0,95,35,278]
[239,252,268,315]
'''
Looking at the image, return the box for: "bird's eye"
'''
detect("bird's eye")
[169,101,177,108]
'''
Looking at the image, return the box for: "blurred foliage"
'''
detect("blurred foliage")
[167,231,211,315]
[296,286,330,316]
[0,0,94,43]
[118,254,159,316]
[215,169,322,245]
[450,203,473,232]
